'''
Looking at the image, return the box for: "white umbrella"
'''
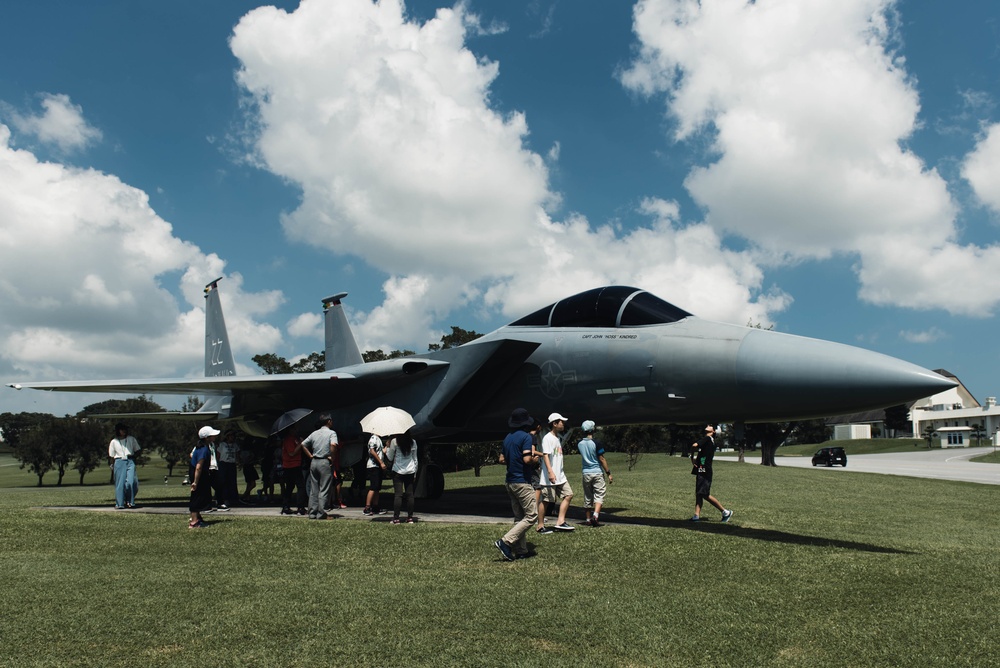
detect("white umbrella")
[360,406,416,437]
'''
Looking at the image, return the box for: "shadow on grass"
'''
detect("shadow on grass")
[36,481,913,555]
[429,483,914,555]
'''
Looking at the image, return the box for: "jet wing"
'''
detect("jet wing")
[8,357,449,406]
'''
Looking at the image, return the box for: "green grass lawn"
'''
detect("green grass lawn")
[1,452,998,667]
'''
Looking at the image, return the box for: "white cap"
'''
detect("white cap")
[548,412,569,423]
[198,426,221,439]
[581,420,596,432]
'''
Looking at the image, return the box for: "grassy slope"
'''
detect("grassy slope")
[1,453,998,667]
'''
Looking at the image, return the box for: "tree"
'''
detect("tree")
[883,404,911,438]
[292,352,326,373]
[456,441,501,476]
[71,420,108,485]
[158,397,205,476]
[921,423,936,449]
[1,412,58,485]
[252,353,293,375]
[428,326,482,351]
[790,419,831,445]
[601,425,663,470]
[746,422,796,466]
[970,423,986,446]
[362,349,415,362]
[14,417,55,486]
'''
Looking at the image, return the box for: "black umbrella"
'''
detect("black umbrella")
[270,408,314,436]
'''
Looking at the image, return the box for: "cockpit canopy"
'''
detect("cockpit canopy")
[509,286,692,328]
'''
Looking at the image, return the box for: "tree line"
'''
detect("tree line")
[0,396,203,486]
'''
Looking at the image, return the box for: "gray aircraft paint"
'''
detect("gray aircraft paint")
[9,284,954,448]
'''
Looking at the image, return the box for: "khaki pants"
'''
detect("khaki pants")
[502,482,538,555]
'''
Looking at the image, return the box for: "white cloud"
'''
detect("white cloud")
[962,122,1000,214]
[0,120,284,406]
[287,312,322,339]
[899,327,947,344]
[621,0,1000,316]
[9,93,102,153]
[229,0,784,350]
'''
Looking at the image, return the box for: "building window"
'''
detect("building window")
[947,433,964,445]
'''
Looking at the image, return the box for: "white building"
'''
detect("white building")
[908,370,999,446]
[827,369,999,446]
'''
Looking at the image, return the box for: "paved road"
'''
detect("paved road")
[717,446,1000,485]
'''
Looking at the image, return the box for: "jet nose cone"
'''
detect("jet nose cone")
[735,329,956,420]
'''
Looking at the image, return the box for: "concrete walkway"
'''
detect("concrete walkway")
[717,446,1000,485]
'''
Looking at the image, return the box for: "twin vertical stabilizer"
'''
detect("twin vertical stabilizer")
[204,279,236,378]
[323,293,364,370]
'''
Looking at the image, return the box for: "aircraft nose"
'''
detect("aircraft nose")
[734,329,956,418]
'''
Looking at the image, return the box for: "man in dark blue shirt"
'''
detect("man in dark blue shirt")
[189,426,219,529]
[495,408,539,561]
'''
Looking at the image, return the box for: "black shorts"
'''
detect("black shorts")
[189,482,212,513]
[367,467,384,490]
[695,473,713,499]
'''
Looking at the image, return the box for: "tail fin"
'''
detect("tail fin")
[204,278,236,378]
[323,292,363,370]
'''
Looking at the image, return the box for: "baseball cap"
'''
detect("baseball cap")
[581,420,596,432]
[198,426,221,439]
[548,412,569,423]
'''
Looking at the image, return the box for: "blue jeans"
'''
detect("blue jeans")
[113,458,137,507]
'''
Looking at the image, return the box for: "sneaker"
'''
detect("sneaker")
[218,504,230,512]
[689,515,700,522]
[536,526,554,535]
[204,507,217,513]
[188,520,208,529]
[296,508,307,516]
[114,505,125,510]
[375,508,388,515]
[339,502,348,509]
[553,523,576,532]
[406,517,416,524]
[363,507,373,516]
[391,519,402,524]
[280,508,293,515]
[721,509,734,523]
[589,518,602,527]
[494,539,514,562]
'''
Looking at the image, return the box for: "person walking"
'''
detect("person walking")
[494,408,540,561]
[385,431,419,524]
[690,424,733,523]
[301,413,338,520]
[189,426,219,529]
[538,412,575,532]
[108,423,141,509]
[577,420,613,526]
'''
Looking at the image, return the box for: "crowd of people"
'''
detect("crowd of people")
[107,409,731,539]
[494,409,614,561]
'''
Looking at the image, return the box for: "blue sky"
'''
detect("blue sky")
[1,0,999,416]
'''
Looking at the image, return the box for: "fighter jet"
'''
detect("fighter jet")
[9,281,954,445]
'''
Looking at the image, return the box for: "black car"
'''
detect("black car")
[811,446,847,467]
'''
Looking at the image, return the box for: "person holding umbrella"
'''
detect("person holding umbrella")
[359,407,417,517]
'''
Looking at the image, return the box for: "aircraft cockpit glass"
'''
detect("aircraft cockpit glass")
[508,286,691,328]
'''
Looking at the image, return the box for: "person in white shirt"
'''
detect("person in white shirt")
[385,431,419,524]
[364,434,388,515]
[538,412,575,532]
[108,423,141,509]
